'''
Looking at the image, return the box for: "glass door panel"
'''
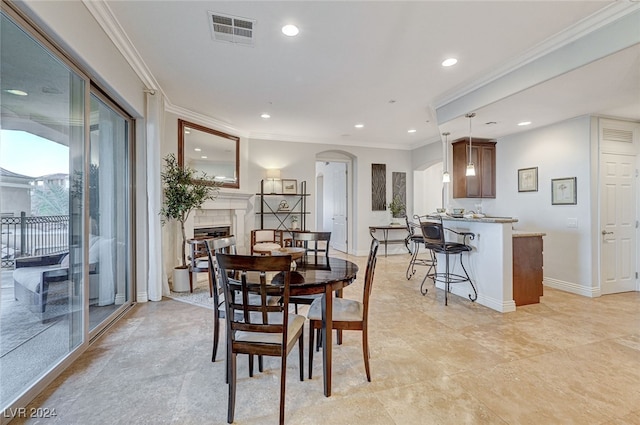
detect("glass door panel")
[0,11,85,412]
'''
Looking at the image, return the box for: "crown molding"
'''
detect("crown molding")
[82,0,161,93]
[164,100,249,138]
[435,2,640,109]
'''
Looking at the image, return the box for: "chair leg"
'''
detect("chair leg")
[212,313,220,362]
[445,253,450,306]
[406,241,420,280]
[259,355,264,373]
[459,253,478,302]
[208,271,214,298]
[362,324,371,382]
[279,352,288,425]
[188,271,194,293]
[308,321,315,379]
[298,333,304,382]
[227,353,237,424]
[249,355,254,377]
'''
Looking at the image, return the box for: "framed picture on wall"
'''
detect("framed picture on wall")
[551,177,577,205]
[281,179,298,194]
[518,167,538,192]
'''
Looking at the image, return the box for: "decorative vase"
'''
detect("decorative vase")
[172,267,190,292]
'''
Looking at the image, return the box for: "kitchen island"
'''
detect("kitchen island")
[430,215,520,313]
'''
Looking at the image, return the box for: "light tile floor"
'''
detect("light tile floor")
[12,252,640,424]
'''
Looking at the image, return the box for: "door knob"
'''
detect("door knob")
[601,230,614,235]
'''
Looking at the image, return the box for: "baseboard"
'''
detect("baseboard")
[434,282,516,313]
[543,277,600,298]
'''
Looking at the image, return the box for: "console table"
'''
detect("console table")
[368,225,410,257]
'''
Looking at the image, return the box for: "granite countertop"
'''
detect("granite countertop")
[440,215,519,223]
[512,231,547,237]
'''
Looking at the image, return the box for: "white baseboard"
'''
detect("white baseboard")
[434,282,516,313]
[543,277,601,298]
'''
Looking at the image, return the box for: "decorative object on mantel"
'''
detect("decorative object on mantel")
[518,167,538,192]
[388,194,405,225]
[551,177,577,205]
[371,163,386,211]
[160,153,221,292]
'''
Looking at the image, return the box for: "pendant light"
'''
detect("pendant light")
[442,132,451,183]
[465,112,476,177]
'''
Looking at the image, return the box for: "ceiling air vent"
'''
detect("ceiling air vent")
[603,127,633,143]
[208,12,255,46]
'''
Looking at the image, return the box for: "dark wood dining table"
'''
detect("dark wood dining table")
[273,255,359,397]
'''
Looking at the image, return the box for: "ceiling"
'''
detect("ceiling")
[12,1,640,151]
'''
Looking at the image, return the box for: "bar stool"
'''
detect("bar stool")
[405,215,436,280]
[418,215,477,306]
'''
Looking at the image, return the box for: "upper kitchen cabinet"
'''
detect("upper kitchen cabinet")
[452,138,496,198]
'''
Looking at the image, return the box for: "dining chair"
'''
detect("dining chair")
[250,229,283,255]
[289,231,332,313]
[307,238,379,382]
[204,236,280,364]
[215,253,305,425]
[187,238,214,295]
[417,215,477,306]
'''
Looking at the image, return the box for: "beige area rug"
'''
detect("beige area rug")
[166,280,215,310]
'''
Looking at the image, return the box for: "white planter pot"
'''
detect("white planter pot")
[172,267,190,293]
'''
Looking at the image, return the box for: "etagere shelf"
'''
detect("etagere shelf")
[256,180,309,231]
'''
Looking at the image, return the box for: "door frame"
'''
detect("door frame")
[597,117,640,294]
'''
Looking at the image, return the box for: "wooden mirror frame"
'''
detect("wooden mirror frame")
[178,119,240,189]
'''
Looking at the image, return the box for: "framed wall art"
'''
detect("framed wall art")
[371,163,386,211]
[518,167,538,192]
[551,177,577,205]
[281,179,298,194]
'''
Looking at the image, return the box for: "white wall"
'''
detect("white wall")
[248,138,413,256]
[413,162,443,217]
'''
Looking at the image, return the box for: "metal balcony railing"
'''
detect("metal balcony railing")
[1,212,69,269]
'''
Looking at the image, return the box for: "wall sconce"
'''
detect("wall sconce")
[442,132,451,183]
[265,168,281,193]
[465,113,476,177]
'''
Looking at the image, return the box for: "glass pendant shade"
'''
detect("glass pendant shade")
[466,163,476,176]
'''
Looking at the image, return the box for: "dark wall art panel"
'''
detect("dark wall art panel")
[371,163,386,211]
[392,171,406,207]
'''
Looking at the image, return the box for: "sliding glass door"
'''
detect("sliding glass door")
[0,6,133,414]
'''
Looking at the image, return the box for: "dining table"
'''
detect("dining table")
[272,255,359,397]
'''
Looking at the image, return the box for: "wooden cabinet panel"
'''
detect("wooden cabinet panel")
[513,236,544,306]
[452,138,496,199]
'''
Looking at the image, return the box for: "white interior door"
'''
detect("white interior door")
[600,152,637,294]
[330,163,347,252]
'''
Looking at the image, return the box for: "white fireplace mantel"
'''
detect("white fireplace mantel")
[185,190,254,253]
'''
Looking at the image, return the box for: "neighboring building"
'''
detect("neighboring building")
[0,167,33,216]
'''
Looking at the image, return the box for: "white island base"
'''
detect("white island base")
[428,217,518,313]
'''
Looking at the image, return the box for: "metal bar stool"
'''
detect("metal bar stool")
[405,215,436,280]
[417,215,477,305]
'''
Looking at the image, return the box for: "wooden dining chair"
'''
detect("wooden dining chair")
[250,229,283,255]
[289,231,332,313]
[205,236,281,364]
[307,238,379,382]
[215,253,305,425]
[188,238,214,295]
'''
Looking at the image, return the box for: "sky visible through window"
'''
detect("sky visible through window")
[0,130,69,177]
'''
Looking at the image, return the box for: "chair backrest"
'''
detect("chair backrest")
[188,238,210,271]
[215,253,293,355]
[205,236,237,312]
[362,238,380,319]
[252,229,282,244]
[292,231,331,260]
[417,216,446,247]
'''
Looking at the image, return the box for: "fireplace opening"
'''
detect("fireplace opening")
[194,226,231,239]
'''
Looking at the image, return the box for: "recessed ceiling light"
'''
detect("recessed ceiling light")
[408,129,417,133]
[5,89,28,96]
[441,58,458,67]
[194,148,201,152]
[354,124,364,129]
[201,156,208,159]
[518,121,532,126]
[282,24,299,37]
[261,113,271,119]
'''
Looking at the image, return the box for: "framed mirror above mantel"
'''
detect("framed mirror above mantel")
[178,118,240,189]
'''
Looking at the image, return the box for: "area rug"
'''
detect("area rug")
[167,284,215,310]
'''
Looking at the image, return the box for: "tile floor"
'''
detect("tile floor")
[12,252,640,424]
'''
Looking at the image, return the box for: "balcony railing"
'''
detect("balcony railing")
[1,212,69,269]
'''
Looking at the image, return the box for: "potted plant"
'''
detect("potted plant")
[290,215,299,230]
[388,195,405,225]
[160,153,221,292]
